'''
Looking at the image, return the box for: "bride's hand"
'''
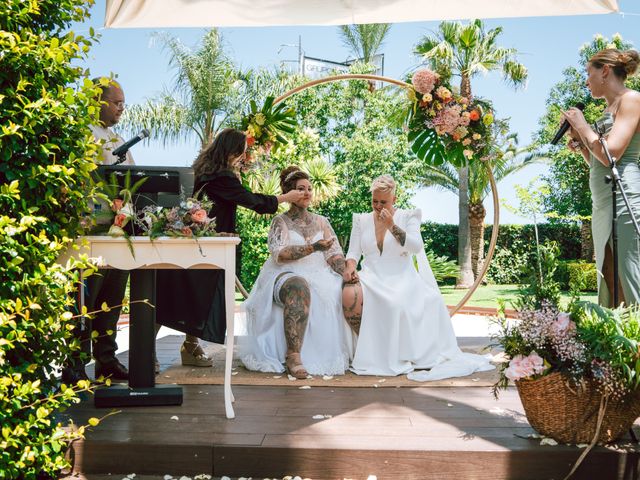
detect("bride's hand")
[312,238,334,252]
[378,208,395,230]
[342,265,358,283]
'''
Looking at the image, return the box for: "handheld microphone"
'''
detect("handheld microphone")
[550,103,585,145]
[112,129,150,158]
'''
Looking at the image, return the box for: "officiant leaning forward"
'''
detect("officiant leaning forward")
[155,128,304,366]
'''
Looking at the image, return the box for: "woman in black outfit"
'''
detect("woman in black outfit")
[155,128,304,366]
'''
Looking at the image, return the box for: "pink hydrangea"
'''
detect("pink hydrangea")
[432,104,463,135]
[504,352,546,381]
[411,69,439,95]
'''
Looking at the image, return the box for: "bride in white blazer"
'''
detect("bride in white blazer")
[342,175,493,379]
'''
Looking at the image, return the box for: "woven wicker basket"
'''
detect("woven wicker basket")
[516,371,640,444]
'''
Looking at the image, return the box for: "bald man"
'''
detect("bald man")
[63,79,133,385]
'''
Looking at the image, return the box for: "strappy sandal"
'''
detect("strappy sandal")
[180,340,213,367]
[286,352,309,380]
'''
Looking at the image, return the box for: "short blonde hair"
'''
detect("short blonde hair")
[370,175,396,195]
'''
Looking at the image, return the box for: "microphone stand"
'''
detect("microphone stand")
[597,129,640,307]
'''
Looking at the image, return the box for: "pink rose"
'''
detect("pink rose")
[113,213,127,227]
[111,198,124,212]
[191,209,207,223]
[521,351,545,375]
[181,226,193,236]
[505,352,545,381]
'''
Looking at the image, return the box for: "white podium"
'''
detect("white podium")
[62,236,240,419]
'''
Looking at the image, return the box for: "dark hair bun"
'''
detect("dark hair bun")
[280,165,301,186]
[620,49,640,76]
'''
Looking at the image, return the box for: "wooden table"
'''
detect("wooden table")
[61,236,240,419]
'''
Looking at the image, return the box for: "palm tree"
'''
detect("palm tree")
[420,130,540,277]
[119,29,241,149]
[415,19,528,287]
[338,24,391,64]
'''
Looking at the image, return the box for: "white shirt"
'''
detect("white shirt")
[90,124,135,165]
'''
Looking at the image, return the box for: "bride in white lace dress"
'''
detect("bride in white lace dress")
[342,175,494,379]
[240,167,354,378]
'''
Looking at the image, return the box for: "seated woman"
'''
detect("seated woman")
[240,166,354,378]
[342,175,493,379]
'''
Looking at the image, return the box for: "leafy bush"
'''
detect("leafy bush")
[236,210,273,290]
[567,261,597,292]
[555,261,597,292]
[0,1,105,477]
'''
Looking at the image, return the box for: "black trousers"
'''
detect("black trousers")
[68,268,129,370]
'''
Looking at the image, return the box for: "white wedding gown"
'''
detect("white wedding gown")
[346,209,494,379]
[239,212,354,375]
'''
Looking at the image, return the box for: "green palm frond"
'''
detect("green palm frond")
[301,156,340,204]
[338,23,391,63]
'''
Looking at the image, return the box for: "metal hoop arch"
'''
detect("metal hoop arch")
[271,73,500,316]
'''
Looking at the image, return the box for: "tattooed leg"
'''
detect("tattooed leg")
[279,276,311,379]
[390,224,407,246]
[342,282,363,335]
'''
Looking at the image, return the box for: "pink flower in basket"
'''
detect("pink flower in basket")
[191,209,208,224]
[411,69,439,95]
[552,312,576,336]
[505,352,545,381]
[181,226,193,236]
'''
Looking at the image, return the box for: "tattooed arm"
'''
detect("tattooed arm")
[326,254,346,276]
[277,240,332,263]
[389,224,406,246]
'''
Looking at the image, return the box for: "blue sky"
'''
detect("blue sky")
[74,1,640,224]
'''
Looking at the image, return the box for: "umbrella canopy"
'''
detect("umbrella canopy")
[105,0,619,28]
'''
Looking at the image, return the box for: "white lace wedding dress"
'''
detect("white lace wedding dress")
[346,209,494,379]
[239,212,354,375]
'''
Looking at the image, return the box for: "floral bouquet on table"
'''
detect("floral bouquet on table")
[240,96,297,171]
[135,192,217,240]
[406,68,494,167]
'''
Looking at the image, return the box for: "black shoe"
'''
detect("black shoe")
[95,360,129,381]
[61,366,90,385]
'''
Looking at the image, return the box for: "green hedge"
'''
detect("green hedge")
[420,222,582,284]
[558,261,597,292]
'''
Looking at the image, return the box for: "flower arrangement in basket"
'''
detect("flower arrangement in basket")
[240,96,297,171]
[492,291,640,447]
[406,68,494,167]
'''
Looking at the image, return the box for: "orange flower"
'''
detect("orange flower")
[469,110,480,121]
[246,135,256,147]
[111,198,124,212]
[113,213,127,227]
[181,226,193,236]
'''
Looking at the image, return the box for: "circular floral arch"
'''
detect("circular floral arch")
[261,73,500,316]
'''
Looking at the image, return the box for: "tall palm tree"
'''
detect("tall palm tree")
[420,130,539,277]
[415,19,527,287]
[338,23,391,64]
[119,29,241,149]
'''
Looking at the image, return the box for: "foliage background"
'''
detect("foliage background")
[0,1,102,477]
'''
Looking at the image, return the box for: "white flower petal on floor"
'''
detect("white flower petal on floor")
[170,415,179,421]
[298,385,311,389]
[540,437,558,446]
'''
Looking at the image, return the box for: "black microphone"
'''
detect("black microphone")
[550,103,585,145]
[112,129,150,158]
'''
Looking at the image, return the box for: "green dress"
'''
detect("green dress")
[589,112,640,306]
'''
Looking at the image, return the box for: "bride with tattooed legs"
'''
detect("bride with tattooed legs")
[240,167,354,379]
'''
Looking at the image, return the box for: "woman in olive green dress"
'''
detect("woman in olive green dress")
[563,48,640,307]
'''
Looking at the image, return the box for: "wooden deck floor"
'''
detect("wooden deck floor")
[61,382,640,480]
